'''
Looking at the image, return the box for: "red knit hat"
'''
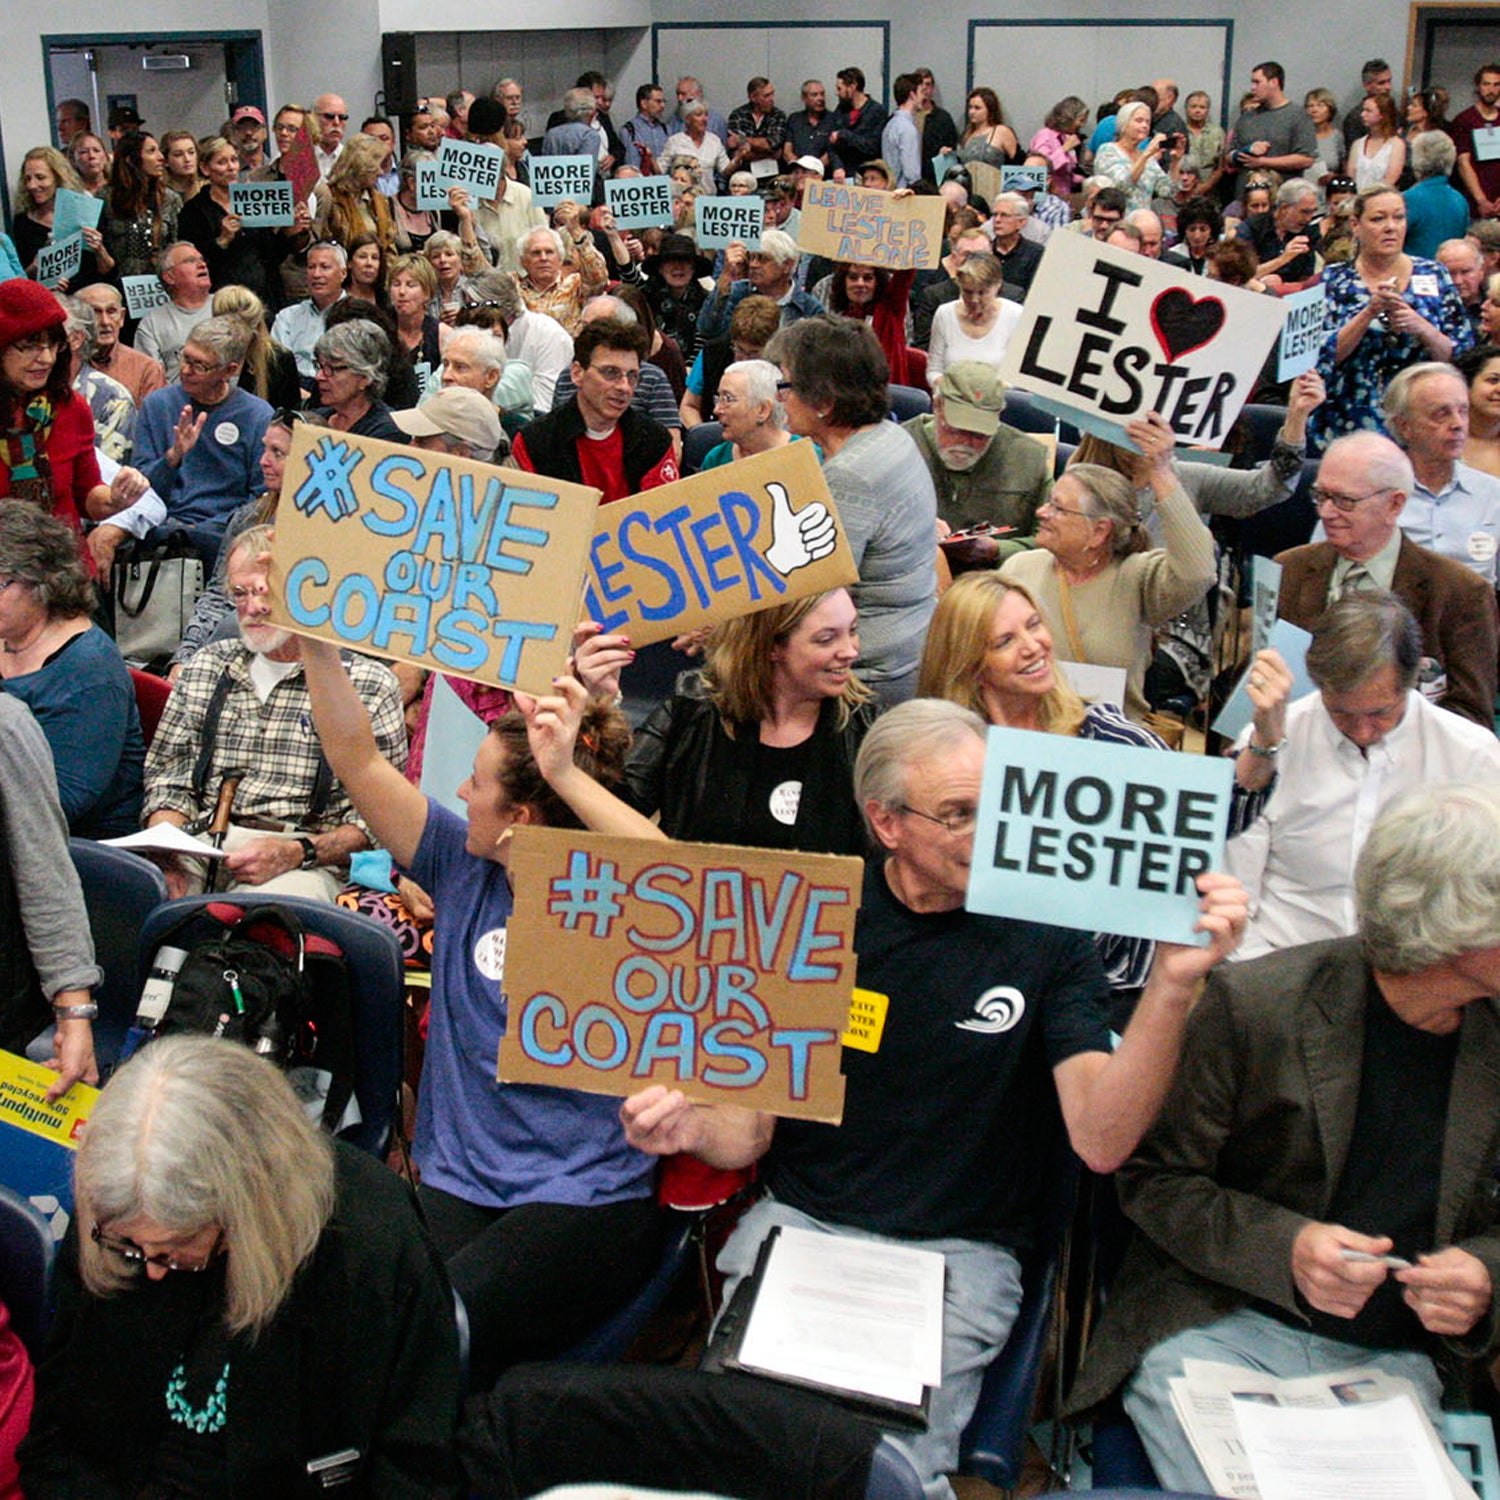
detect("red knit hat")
[0,278,66,348]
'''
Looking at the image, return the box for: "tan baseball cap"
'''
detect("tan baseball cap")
[934,362,1008,436]
[391,387,502,454]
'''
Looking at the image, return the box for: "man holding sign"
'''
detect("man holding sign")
[606,700,1246,1500]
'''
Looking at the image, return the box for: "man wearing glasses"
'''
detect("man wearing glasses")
[1226,590,1500,963]
[511,316,678,500]
[311,93,349,179]
[1275,430,1497,728]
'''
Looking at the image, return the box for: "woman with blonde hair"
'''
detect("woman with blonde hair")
[576,587,877,855]
[315,132,396,252]
[67,132,110,196]
[387,250,446,377]
[424,228,484,323]
[159,130,201,201]
[18,1036,464,1494]
[178,135,281,301]
[211,284,301,410]
[12,146,109,287]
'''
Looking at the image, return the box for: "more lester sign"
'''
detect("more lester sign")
[696,196,764,248]
[584,443,858,646]
[267,424,599,695]
[435,138,505,199]
[229,180,296,227]
[998,232,1285,449]
[606,176,675,230]
[530,155,595,206]
[499,828,859,1122]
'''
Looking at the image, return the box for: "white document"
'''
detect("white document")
[1235,1394,1467,1500]
[102,826,230,859]
[735,1225,945,1406]
[1056,659,1128,708]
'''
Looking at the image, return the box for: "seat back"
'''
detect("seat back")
[129,667,172,748]
[0,1181,56,1358]
[682,421,725,475]
[1238,404,1289,466]
[887,384,932,422]
[1000,388,1059,435]
[136,894,404,1157]
[68,838,168,1072]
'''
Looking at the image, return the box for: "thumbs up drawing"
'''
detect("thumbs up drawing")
[763,481,837,575]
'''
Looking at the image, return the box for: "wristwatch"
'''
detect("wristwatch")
[296,836,319,869]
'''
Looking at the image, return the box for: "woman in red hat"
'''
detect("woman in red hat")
[0,278,101,540]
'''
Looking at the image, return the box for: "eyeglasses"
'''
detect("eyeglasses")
[1039,498,1095,520]
[92,1222,223,1273]
[318,111,350,123]
[897,803,978,836]
[775,380,797,397]
[230,585,270,607]
[316,360,352,375]
[9,334,59,357]
[713,391,744,406]
[588,364,640,387]
[178,354,221,375]
[1311,485,1393,513]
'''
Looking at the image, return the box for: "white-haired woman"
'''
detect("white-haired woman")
[701,358,796,468]
[312,319,404,441]
[18,1036,463,1496]
[1094,100,1178,213]
[662,101,729,193]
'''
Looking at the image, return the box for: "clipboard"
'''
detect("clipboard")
[698,1226,936,1431]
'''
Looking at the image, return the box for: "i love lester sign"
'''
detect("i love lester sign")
[998,233,1285,450]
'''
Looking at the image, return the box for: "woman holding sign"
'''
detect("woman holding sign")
[12,147,109,289]
[826,260,916,388]
[177,136,279,303]
[298,637,661,1391]
[1312,185,1472,450]
[999,414,1216,726]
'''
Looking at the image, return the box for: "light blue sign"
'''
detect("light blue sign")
[35,233,82,289]
[52,189,102,245]
[419,675,489,817]
[1250,555,1281,655]
[606,176,675,230]
[229,179,296,227]
[122,274,169,319]
[414,161,449,212]
[1211,617,1315,741]
[435,138,505,199]
[1277,282,1326,382]
[931,152,957,183]
[1001,165,1048,194]
[529,155,595,207]
[696,196,764,248]
[968,726,1234,946]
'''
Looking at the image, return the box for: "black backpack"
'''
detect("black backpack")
[134,903,358,1135]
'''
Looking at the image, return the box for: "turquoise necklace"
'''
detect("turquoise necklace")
[164,1359,230,1434]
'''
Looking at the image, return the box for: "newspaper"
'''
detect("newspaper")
[1167,1360,1476,1500]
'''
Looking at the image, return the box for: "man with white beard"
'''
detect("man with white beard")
[902,363,1053,566]
[141,524,405,900]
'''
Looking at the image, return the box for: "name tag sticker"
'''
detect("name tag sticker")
[1473,127,1500,162]
[842,988,889,1053]
[1410,273,1440,297]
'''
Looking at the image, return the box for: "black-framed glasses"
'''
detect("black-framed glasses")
[1311,485,1393,513]
[775,380,796,397]
[91,1222,223,1273]
[897,803,978,835]
[318,111,350,123]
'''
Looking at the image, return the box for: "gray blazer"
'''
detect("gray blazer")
[1068,937,1500,1417]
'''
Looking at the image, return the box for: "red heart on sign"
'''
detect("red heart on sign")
[1150,287,1227,362]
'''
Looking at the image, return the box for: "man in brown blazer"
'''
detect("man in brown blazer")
[1276,431,1498,729]
[1068,783,1500,1492]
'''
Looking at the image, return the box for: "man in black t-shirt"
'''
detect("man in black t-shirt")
[1069,782,1500,1494]
[1239,178,1322,290]
[623,699,1245,1500]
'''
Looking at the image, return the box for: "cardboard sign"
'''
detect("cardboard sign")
[280,121,321,205]
[968,726,1234,946]
[228,178,295,227]
[499,827,858,1122]
[999,232,1286,449]
[1277,282,1326,382]
[52,187,102,245]
[35,233,83,288]
[797,181,945,270]
[414,160,449,212]
[268,424,600,695]
[695,196,765,248]
[530,154,596,206]
[584,443,858,645]
[122,273,169,319]
[1211,617,1315,741]
[436,137,505,199]
[606,175,675,230]
[1001,164,1048,194]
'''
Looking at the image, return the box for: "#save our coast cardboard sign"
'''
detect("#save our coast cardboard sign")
[499,828,859,1122]
[584,442,858,646]
[267,425,599,695]
[998,232,1285,449]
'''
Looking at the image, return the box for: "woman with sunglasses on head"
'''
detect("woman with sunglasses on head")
[19,1035,464,1497]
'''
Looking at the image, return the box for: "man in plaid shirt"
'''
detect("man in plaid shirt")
[142,526,406,900]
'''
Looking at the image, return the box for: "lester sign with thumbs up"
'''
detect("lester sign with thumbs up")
[583,442,858,645]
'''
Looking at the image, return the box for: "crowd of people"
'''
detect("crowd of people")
[5,45,1500,1500]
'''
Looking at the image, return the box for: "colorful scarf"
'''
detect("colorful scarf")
[3,393,55,506]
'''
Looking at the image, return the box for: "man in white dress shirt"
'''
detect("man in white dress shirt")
[1227,592,1500,962]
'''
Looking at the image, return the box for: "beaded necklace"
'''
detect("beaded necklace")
[164,1359,230,1434]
